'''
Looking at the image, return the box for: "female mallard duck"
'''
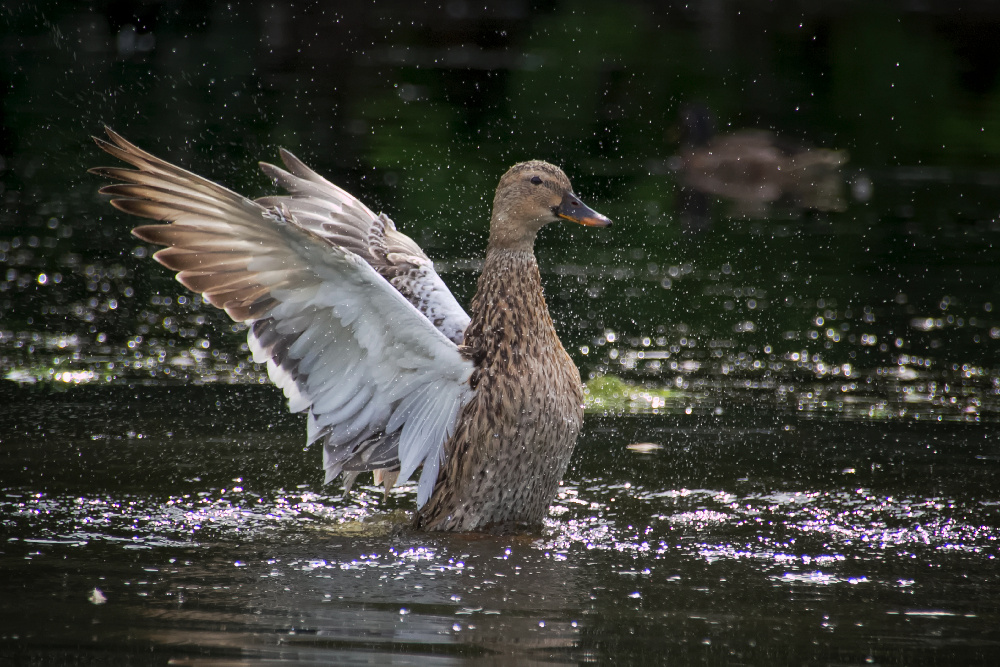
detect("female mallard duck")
[91,128,610,533]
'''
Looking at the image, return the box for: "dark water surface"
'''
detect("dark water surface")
[2,1,1000,664]
[3,385,998,665]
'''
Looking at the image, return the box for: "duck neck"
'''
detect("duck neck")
[486,210,541,253]
[464,245,558,357]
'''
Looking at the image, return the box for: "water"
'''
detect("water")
[3,386,997,664]
[2,2,1000,664]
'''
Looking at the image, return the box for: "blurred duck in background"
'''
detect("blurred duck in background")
[672,104,849,228]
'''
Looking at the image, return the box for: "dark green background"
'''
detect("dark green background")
[2,1,998,400]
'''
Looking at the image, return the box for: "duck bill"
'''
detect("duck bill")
[555,192,612,227]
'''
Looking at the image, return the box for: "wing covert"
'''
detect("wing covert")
[257,152,471,344]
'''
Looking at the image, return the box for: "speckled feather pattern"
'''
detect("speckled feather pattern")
[368,212,469,345]
[414,248,585,533]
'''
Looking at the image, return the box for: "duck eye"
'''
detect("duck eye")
[530,175,542,185]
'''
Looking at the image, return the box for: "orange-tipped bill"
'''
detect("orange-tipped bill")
[555,191,612,227]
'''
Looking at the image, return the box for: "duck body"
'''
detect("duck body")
[91,130,609,533]
[681,129,792,202]
[416,248,584,531]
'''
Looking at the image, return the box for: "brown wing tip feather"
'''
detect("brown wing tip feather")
[132,224,169,244]
[100,125,131,148]
[258,161,282,184]
[90,126,168,173]
[97,184,126,196]
[89,166,120,178]
[90,126,128,154]
[89,136,118,163]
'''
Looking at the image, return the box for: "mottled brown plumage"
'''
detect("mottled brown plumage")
[414,248,585,532]
[414,161,611,532]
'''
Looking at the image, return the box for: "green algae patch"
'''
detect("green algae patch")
[316,509,413,537]
[583,375,677,414]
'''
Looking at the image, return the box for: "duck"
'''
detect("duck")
[675,104,848,218]
[90,127,611,533]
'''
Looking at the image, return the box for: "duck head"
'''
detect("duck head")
[488,160,611,250]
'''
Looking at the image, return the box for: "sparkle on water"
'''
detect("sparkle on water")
[3,255,996,422]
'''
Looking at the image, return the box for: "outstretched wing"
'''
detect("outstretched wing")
[90,128,474,506]
[257,150,470,345]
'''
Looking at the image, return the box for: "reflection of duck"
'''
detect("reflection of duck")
[91,128,611,533]
[676,104,848,220]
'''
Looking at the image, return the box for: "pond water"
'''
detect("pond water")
[3,385,998,664]
[2,2,999,664]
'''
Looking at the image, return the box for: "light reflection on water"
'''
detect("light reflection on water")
[4,469,998,663]
[541,483,997,563]
[3,256,998,425]
[11,479,991,564]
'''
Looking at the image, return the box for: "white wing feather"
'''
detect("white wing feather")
[92,128,474,505]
